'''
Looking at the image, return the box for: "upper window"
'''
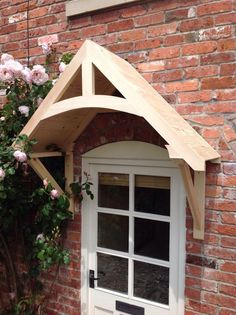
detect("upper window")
[66,0,139,17]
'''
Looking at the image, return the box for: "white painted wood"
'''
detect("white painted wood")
[66,0,139,17]
[81,142,185,315]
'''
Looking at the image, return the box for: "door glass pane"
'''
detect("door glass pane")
[98,173,129,210]
[134,218,169,261]
[135,175,170,216]
[98,213,129,252]
[97,253,128,294]
[134,261,169,305]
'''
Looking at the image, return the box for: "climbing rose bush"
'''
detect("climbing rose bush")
[0,53,73,315]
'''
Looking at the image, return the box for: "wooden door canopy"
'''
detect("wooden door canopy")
[20,40,220,239]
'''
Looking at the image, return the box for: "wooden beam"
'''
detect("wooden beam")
[29,158,64,194]
[30,151,63,158]
[82,60,95,96]
[65,152,75,213]
[178,160,205,240]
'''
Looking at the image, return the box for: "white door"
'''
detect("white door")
[81,143,185,315]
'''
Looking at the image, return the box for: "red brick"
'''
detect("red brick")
[180,17,214,32]
[217,89,236,101]
[153,69,183,82]
[166,56,199,69]
[119,29,146,41]
[108,19,134,33]
[137,60,165,72]
[149,47,179,60]
[109,42,134,53]
[82,25,106,37]
[220,63,236,76]
[223,125,236,142]
[178,91,212,103]
[91,10,119,24]
[218,38,236,51]
[197,1,233,16]
[185,287,201,300]
[49,3,65,14]
[163,34,185,46]
[201,77,236,90]
[187,300,217,315]
[29,7,48,19]
[166,79,198,93]
[135,38,161,50]
[121,4,146,18]
[148,22,178,37]
[203,128,221,138]
[218,225,236,237]
[220,261,236,273]
[205,102,236,114]
[182,41,217,55]
[185,65,218,79]
[134,12,164,26]
[221,212,236,225]
[223,163,236,175]
[176,105,203,115]
[70,16,91,29]
[201,52,235,65]
[215,12,236,25]
[220,309,236,315]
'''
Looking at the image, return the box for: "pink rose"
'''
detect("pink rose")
[31,65,49,85]
[18,105,29,117]
[21,67,32,84]
[5,60,23,77]
[0,65,14,82]
[0,116,5,121]
[59,62,66,73]
[50,189,60,200]
[1,53,14,64]
[13,150,27,163]
[0,168,5,181]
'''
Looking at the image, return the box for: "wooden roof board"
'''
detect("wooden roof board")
[20,40,220,171]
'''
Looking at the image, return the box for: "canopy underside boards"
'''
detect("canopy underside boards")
[19,39,221,240]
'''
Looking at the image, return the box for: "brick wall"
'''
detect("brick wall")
[0,0,236,314]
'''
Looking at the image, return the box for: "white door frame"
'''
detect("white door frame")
[81,141,186,315]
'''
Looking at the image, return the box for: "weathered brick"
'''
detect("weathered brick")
[198,26,232,41]
[178,91,212,103]
[165,8,188,22]
[153,69,183,82]
[166,56,199,69]
[135,38,161,50]
[134,12,164,26]
[216,12,236,25]
[119,29,146,42]
[197,1,233,16]
[165,79,198,93]
[148,22,178,37]
[137,60,165,72]
[108,19,134,33]
[149,47,179,60]
[185,65,218,79]
[163,34,185,46]
[82,25,106,38]
[201,77,236,90]
[218,38,236,51]
[182,41,217,55]
[180,16,214,32]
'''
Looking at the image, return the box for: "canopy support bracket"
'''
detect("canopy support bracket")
[29,154,75,213]
[177,160,205,240]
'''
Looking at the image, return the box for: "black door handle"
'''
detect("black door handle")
[89,270,100,288]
